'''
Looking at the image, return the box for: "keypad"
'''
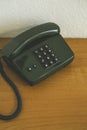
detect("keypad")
[34,44,60,69]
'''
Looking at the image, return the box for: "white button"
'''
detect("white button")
[40,48,43,51]
[45,64,48,67]
[34,50,38,54]
[47,56,50,60]
[45,45,48,48]
[28,67,32,71]
[33,64,37,68]
[43,52,46,55]
[51,53,55,57]
[55,58,58,61]
[38,55,42,58]
[48,49,51,52]
[50,61,53,64]
[41,59,45,63]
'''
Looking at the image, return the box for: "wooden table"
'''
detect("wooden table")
[0,38,87,130]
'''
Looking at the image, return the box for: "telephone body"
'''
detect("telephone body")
[2,23,74,85]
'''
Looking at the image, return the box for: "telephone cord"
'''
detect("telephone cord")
[0,57,22,120]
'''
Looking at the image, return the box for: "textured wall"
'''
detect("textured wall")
[0,0,87,37]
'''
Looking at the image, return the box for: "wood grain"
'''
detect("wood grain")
[0,38,87,130]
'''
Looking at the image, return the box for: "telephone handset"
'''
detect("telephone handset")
[2,23,60,58]
[2,23,74,85]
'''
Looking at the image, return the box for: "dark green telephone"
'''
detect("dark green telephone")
[2,22,74,85]
[0,23,74,120]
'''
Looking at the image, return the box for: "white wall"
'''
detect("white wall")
[0,0,87,38]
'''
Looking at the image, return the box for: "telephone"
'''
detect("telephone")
[1,22,74,85]
[0,23,74,120]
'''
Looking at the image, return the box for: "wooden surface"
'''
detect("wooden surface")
[0,38,87,130]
